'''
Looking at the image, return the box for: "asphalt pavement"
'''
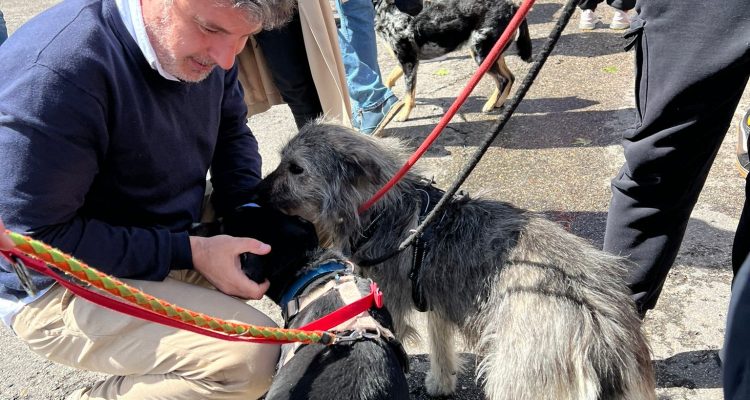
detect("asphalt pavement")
[1,1,748,399]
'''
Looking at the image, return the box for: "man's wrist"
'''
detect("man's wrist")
[170,231,194,269]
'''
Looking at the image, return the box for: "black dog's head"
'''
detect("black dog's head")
[221,204,320,303]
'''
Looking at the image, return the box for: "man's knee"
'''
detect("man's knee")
[213,342,279,399]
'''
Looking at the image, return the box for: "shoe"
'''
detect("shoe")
[353,95,405,137]
[736,108,750,178]
[609,10,631,30]
[578,9,598,30]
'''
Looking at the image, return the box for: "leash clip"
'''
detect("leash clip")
[9,254,38,297]
[335,329,381,344]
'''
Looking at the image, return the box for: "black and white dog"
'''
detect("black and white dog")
[374,0,533,121]
[221,205,409,400]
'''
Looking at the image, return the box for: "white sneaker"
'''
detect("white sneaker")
[610,10,631,30]
[578,9,597,30]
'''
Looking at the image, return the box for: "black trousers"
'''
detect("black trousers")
[603,0,750,313]
[724,254,750,400]
[254,12,323,129]
[578,0,635,11]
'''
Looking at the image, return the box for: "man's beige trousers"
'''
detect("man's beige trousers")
[11,271,280,400]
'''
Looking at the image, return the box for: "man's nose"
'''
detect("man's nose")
[209,36,249,70]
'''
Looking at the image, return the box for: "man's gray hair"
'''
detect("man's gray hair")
[228,0,297,30]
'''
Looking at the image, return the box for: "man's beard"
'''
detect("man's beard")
[146,6,215,83]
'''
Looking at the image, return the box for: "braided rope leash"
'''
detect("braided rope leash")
[2,230,332,345]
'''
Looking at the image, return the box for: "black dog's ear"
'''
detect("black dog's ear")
[222,204,320,302]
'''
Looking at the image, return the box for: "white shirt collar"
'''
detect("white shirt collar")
[115,0,179,81]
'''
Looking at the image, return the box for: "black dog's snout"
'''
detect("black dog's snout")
[248,177,275,206]
[239,252,265,283]
[222,204,319,302]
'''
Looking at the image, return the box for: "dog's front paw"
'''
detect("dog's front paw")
[395,106,412,122]
[425,368,457,397]
[481,99,497,113]
[482,88,502,113]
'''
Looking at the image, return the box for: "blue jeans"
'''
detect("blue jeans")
[335,0,395,119]
[0,10,8,46]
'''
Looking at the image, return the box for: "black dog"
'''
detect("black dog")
[221,205,410,400]
[374,0,533,121]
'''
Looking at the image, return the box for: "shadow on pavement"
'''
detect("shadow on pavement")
[383,106,634,151]
[654,349,722,390]
[408,349,724,398]
[541,31,631,58]
[407,353,484,400]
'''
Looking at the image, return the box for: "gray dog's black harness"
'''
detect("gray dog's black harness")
[355,179,464,312]
[408,181,445,312]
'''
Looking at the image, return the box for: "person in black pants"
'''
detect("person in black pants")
[577,0,634,30]
[724,254,750,400]
[603,0,750,316]
[254,11,323,129]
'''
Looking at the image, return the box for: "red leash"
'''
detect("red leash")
[1,246,382,345]
[358,0,536,213]
[300,282,383,331]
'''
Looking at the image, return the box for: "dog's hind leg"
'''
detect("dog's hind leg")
[395,61,418,122]
[383,45,404,88]
[424,312,461,397]
[482,55,515,112]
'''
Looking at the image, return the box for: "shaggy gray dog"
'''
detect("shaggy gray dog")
[255,122,656,400]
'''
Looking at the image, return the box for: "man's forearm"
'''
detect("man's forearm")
[29,217,193,281]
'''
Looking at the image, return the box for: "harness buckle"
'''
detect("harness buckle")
[370,282,383,308]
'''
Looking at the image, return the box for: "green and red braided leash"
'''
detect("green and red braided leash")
[1,230,335,345]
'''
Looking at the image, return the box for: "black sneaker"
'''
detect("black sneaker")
[737,108,750,179]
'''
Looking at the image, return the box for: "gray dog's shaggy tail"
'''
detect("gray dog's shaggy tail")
[473,217,655,400]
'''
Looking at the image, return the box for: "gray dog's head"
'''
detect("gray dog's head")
[254,122,410,247]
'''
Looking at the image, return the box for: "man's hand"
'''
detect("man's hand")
[189,235,271,299]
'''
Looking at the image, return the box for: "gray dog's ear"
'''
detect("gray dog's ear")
[345,150,386,189]
[325,133,395,244]
[340,134,404,187]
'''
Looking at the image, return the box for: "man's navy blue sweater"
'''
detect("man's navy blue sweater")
[0,0,262,295]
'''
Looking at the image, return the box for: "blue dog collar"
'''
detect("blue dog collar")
[279,261,349,313]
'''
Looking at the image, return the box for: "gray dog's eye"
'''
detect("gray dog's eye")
[288,162,304,175]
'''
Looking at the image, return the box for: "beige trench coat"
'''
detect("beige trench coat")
[236,0,352,126]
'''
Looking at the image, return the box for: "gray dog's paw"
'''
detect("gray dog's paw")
[425,368,457,397]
